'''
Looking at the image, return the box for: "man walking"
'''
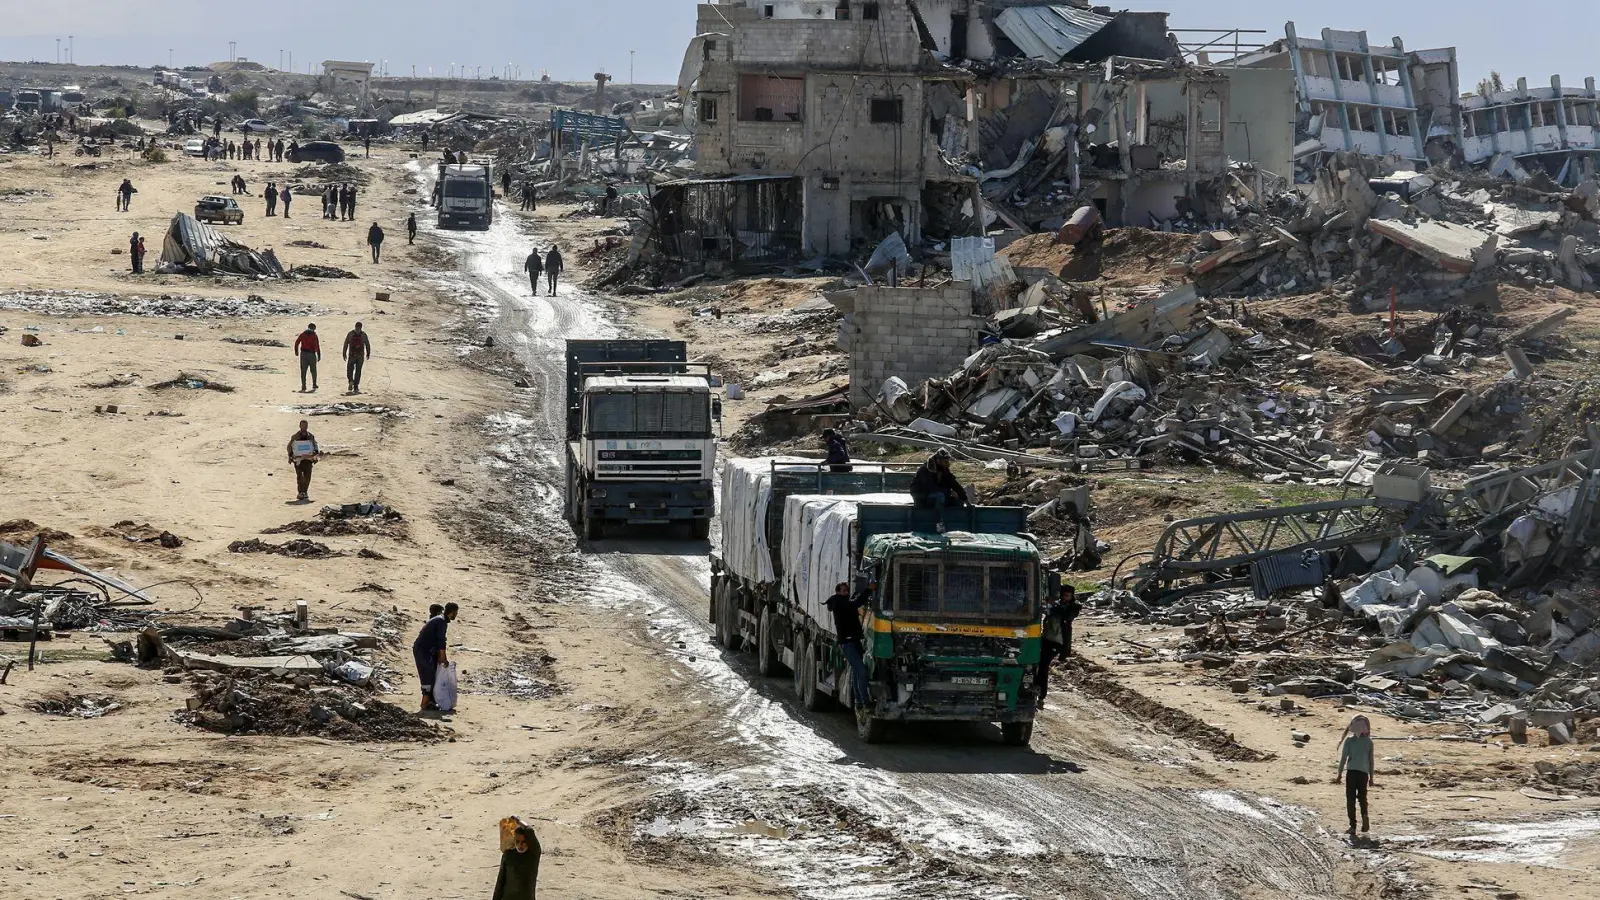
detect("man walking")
[367,222,385,263]
[500,169,511,197]
[294,323,321,392]
[523,248,543,295]
[603,183,619,216]
[342,322,372,394]
[117,178,136,212]
[412,602,459,712]
[406,212,417,244]
[521,180,537,212]
[827,581,872,709]
[345,184,358,222]
[1034,584,1081,709]
[264,182,277,216]
[286,418,320,502]
[364,135,372,159]
[544,245,563,296]
[280,183,292,218]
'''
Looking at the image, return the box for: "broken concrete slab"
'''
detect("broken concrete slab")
[1366,218,1498,274]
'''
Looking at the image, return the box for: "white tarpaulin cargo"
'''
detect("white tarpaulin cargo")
[718,456,815,584]
[781,493,911,636]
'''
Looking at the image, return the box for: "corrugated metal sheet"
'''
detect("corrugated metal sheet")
[995,5,1114,63]
[1250,550,1327,600]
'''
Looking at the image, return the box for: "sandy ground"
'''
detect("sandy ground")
[0,145,768,900]
[6,138,1599,900]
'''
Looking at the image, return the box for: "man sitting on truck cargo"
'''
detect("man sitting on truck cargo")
[910,449,969,512]
[827,582,871,709]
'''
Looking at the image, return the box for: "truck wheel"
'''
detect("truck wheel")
[722,585,743,653]
[791,634,808,698]
[757,607,783,677]
[690,518,710,541]
[857,710,888,744]
[1001,721,1034,747]
[711,582,729,648]
[582,509,603,541]
[801,640,829,712]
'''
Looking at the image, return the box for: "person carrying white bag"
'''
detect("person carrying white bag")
[411,602,459,713]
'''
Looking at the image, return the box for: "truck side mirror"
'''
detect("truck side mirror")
[712,398,723,421]
[1046,570,1062,600]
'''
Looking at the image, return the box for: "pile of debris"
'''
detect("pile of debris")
[1,526,163,635]
[123,602,439,741]
[159,213,284,278]
[262,502,405,538]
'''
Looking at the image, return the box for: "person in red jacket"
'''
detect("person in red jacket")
[293,323,321,392]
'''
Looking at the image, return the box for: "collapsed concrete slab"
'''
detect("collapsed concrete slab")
[1366,218,1497,274]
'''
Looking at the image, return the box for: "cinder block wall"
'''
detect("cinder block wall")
[849,284,978,408]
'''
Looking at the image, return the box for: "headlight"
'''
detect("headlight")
[589,488,608,499]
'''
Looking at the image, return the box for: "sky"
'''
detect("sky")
[0,1,1596,88]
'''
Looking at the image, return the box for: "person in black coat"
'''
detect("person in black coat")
[492,823,541,900]
[909,449,969,510]
[823,428,851,473]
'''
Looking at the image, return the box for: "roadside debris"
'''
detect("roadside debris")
[159,213,285,277]
[227,538,343,558]
[263,502,405,537]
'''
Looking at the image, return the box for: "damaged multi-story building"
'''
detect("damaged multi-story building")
[663,1,1299,264]
[1235,22,1598,184]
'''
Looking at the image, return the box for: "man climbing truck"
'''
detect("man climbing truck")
[711,459,1045,745]
[562,340,717,540]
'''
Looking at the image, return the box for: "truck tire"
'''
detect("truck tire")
[801,638,829,712]
[722,585,743,653]
[711,581,730,648]
[1001,721,1034,747]
[857,710,888,744]
[690,518,710,541]
[791,633,808,698]
[757,607,783,677]
[583,512,603,542]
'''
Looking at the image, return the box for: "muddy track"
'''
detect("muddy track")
[421,179,1341,899]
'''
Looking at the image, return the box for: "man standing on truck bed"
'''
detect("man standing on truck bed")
[523,248,543,296]
[828,582,872,709]
[823,428,851,473]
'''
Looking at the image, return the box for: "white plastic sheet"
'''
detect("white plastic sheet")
[718,457,815,584]
[780,493,911,635]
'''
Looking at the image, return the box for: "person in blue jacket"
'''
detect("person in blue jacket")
[412,602,458,712]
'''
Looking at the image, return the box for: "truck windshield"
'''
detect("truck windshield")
[891,557,1035,622]
[588,391,709,438]
[444,181,487,198]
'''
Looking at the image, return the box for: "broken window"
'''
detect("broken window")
[1509,104,1531,130]
[738,73,804,122]
[862,2,880,19]
[1384,110,1412,137]
[699,97,719,123]
[1538,102,1559,127]
[1350,106,1376,133]
[1198,94,1222,133]
[1572,102,1597,127]
[703,40,717,62]
[834,1,850,20]
[763,4,774,18]
[870,97,903,124]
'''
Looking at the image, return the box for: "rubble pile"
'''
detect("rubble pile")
[1096,568,1600,744]
[178,671,438,741]
[262,502,405,538]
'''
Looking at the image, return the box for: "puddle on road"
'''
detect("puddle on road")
[1390,812,1600,867]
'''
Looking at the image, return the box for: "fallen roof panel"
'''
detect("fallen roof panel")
[1366,218,1496,274]
[995,5,1114,63]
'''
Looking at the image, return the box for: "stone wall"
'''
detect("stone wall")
[847,284,978,408]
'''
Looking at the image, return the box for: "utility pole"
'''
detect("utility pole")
[68,35,73,65]
[229,41,237,63]
[55,38,60,65]
[169,48,173,68]
[630,50,635,85]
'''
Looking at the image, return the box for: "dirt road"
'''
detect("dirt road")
[433,180,1342,900]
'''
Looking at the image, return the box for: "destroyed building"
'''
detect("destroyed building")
[667,1,1302,263]
[1236,22,1598,184]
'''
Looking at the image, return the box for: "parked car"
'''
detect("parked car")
[287,141,345,164]
[183,137,206,157]
[194,195,244,225]
[235,118,278,134]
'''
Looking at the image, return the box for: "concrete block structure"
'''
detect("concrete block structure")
[1460,77,1600,172]
[847,284,978,408]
